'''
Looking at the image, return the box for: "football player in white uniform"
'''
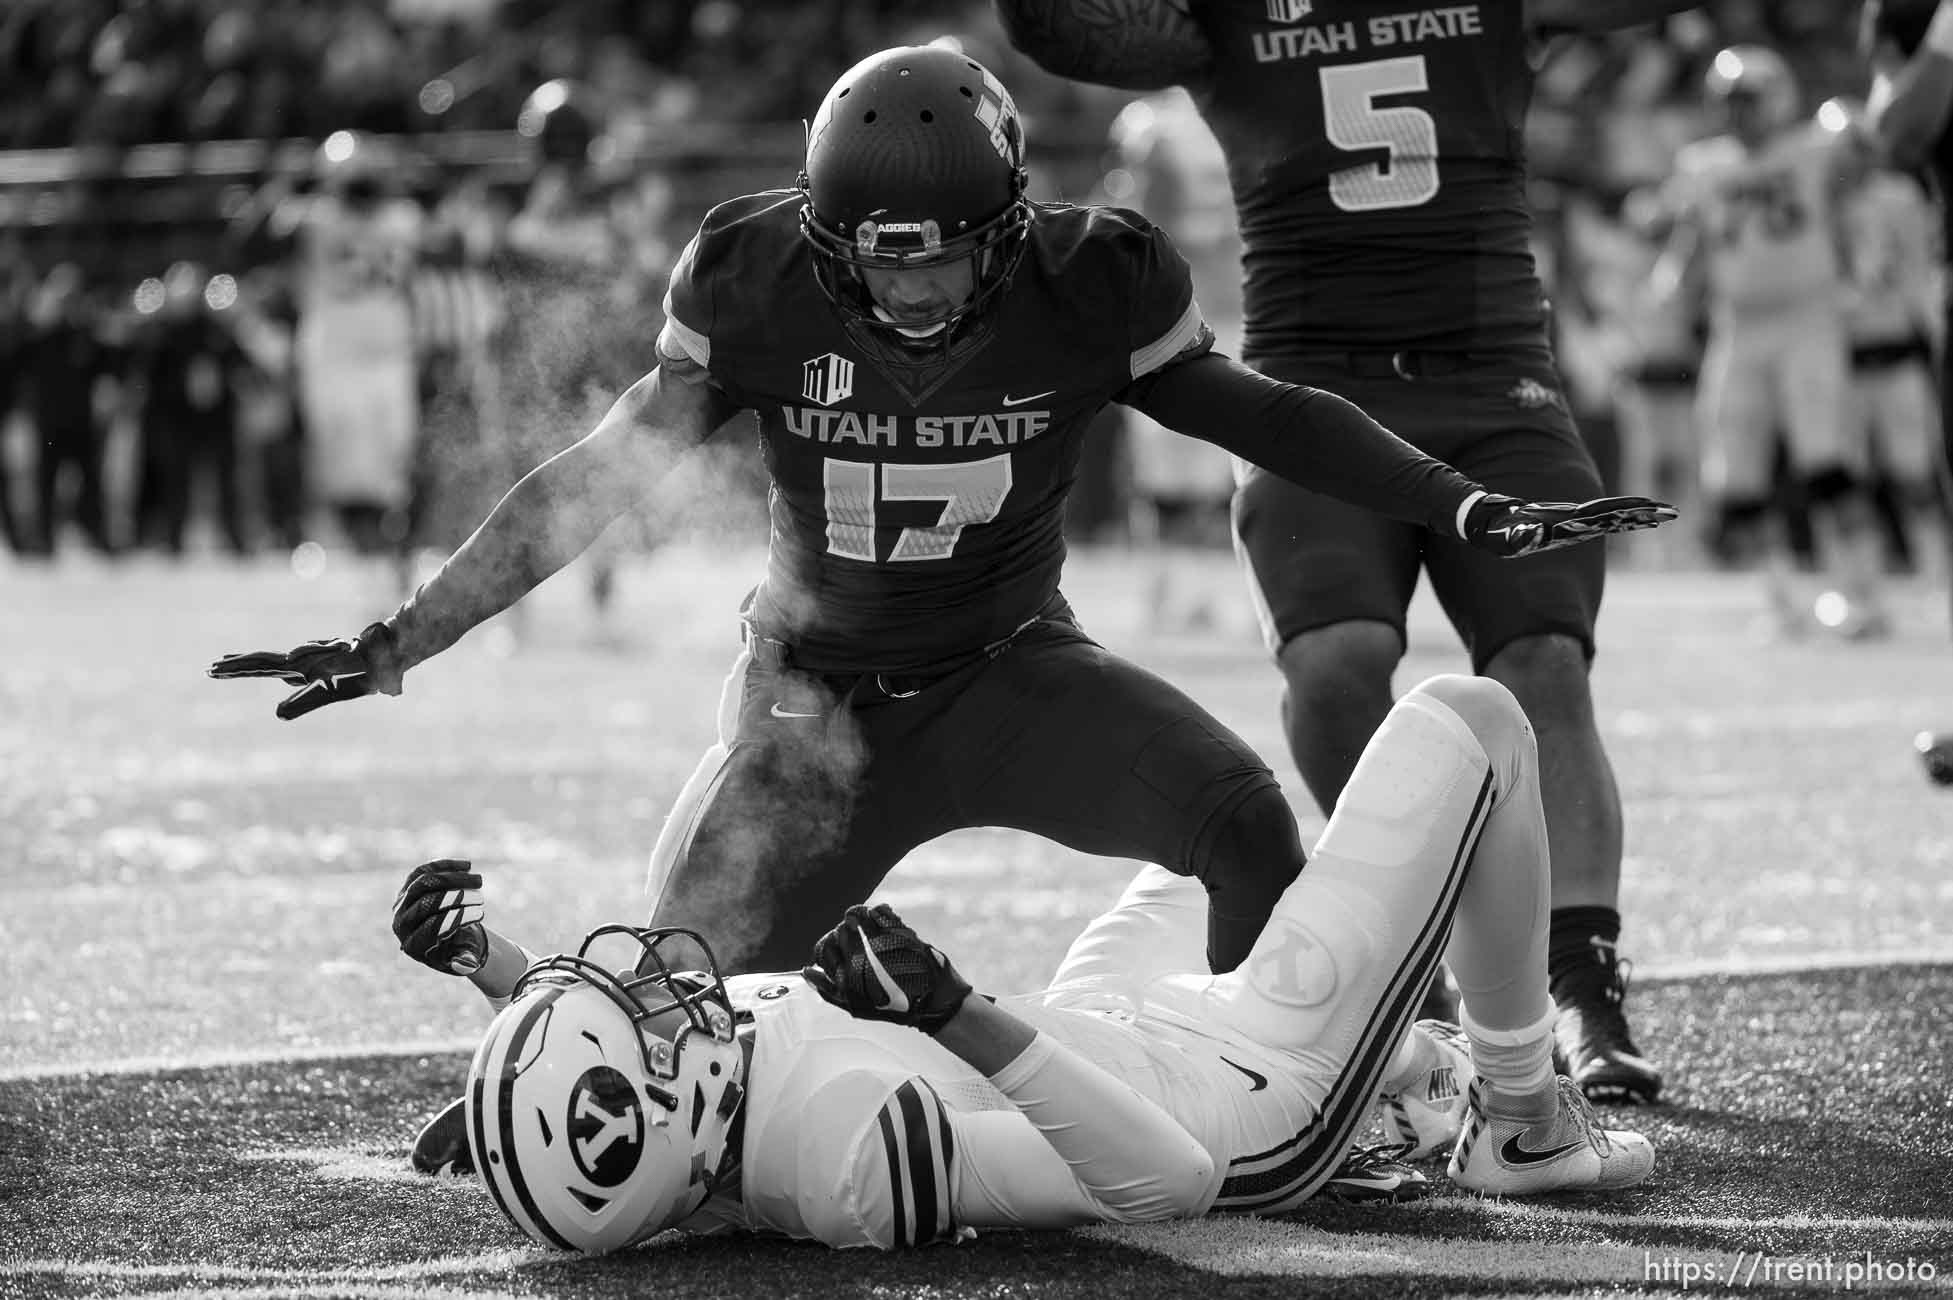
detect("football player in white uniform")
[394,673,1654,1255]
[1661,46,1887,635]
[281,131,425,565]
[1829,96,1947,595]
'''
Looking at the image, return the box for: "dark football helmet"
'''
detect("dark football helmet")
[798,45,1031,390]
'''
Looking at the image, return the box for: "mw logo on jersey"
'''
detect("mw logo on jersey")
[803,352,855,406]
[1267,0,1313,21]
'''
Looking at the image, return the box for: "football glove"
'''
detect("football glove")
[1461,493,1677,559]
[207,620,404,720]
[802,903,972,1034]
[392,859,488,976]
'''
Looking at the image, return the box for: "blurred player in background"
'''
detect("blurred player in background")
[1829,96,1946,589]
[1611,186,1704,569]
[393,674,1653,1254]
[996,0,1698,1105]
[1660,47,1884,639]
[484,79,667,644]
[19,262,118,558]
[1863,0,1953,783]
[282,130,425,580]
[1104,89,1241,634]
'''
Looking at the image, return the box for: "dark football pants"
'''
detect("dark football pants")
[645,612,1307,977]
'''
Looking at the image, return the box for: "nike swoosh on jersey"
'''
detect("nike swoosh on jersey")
[770,702,823,719]
[1000,390,1056,406]
[1220,1056,1268,1092]
[1497,1133,1587,1166]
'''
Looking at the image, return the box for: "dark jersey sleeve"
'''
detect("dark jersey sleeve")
[1121,351,1481,535]
[1123,219,1215,380]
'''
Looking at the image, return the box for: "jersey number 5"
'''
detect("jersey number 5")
[824,455,1014,562]
[1321,57,1440,213]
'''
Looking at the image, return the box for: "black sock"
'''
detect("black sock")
[1548,905,1621,992]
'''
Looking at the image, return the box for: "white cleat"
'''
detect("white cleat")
[1377,1019,1473,1160]
[1447,1075,1655,1195]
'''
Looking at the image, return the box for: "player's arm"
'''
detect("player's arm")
[1524,0,1700,37]
[992,0,1212,91]
[805,905,1217,1235]
[1868,1,1953,170]
[1121,350,1674,554]
[209,342,741,718]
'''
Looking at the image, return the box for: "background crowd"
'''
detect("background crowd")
[0,0,1934,614]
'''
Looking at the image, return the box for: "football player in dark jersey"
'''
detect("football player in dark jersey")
[210,45,1668,1059]
[997,0,1699,1105]
[1864,0,1953,782]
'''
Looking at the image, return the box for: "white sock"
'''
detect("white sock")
[1461,1004,1557,1114]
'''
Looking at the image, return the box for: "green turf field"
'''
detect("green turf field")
[2,546,1950,1298]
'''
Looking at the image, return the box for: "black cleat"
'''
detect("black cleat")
[1318,1143,1433,1204]
[1553,941,1663,1105]
[1917,731,1953,787]
[410,1095,473,1176]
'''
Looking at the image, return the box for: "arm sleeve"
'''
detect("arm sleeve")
[966,1032,1218,1225]
[1122,351,1485,535]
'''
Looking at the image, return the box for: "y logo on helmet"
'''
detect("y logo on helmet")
[972,68,1022,165]
[802,353,855,406]
[567,1066,645,1187]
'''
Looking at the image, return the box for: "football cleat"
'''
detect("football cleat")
[410,1095,473,1177]
[1318,1142,1433,1204]
[1553,940,1663,1105]
[1377,1019,1473,1160]
[1447,1076,1655,1195]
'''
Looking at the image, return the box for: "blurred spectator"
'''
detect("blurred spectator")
[0,254,33,555]
[128,261,258,557]
[19,262,119,556]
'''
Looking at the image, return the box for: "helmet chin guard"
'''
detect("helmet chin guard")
[467,925,749,1255]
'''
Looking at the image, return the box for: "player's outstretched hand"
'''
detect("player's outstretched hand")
[393,859,488,976]
[1463,493,1677,558]
[803,903,973,1034]
[207,621,404,720]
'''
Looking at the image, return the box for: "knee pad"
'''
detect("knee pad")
[1803,465,1860,506]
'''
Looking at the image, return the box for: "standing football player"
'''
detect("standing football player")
[210,45,1669,1139]
[406,674,1653,1255]
[1661,47,1884,639]
[994,0,1697,1103]
[1863,0,1953,785]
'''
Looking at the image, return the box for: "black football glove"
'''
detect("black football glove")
[802,903,972,1034]
[1461,493,1677,559]
[207,620,405,720]
[392,859,488,976]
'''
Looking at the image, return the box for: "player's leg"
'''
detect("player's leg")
[1404,379,1658,1105]
[1701,319,1803,632]
[1874,358,1950,581]
[1781,317,1888,638]
[1232,464,1422,819]
[944,615,1306,975]
[646,643,951,976]
[1197,676,1651,1211]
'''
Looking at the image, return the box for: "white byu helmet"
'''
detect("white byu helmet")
[466,925,748,1254]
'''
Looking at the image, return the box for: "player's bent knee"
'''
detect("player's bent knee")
[1321,683,1499,870]
[1193,780,1307,912]
[1276,620,1402,692]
